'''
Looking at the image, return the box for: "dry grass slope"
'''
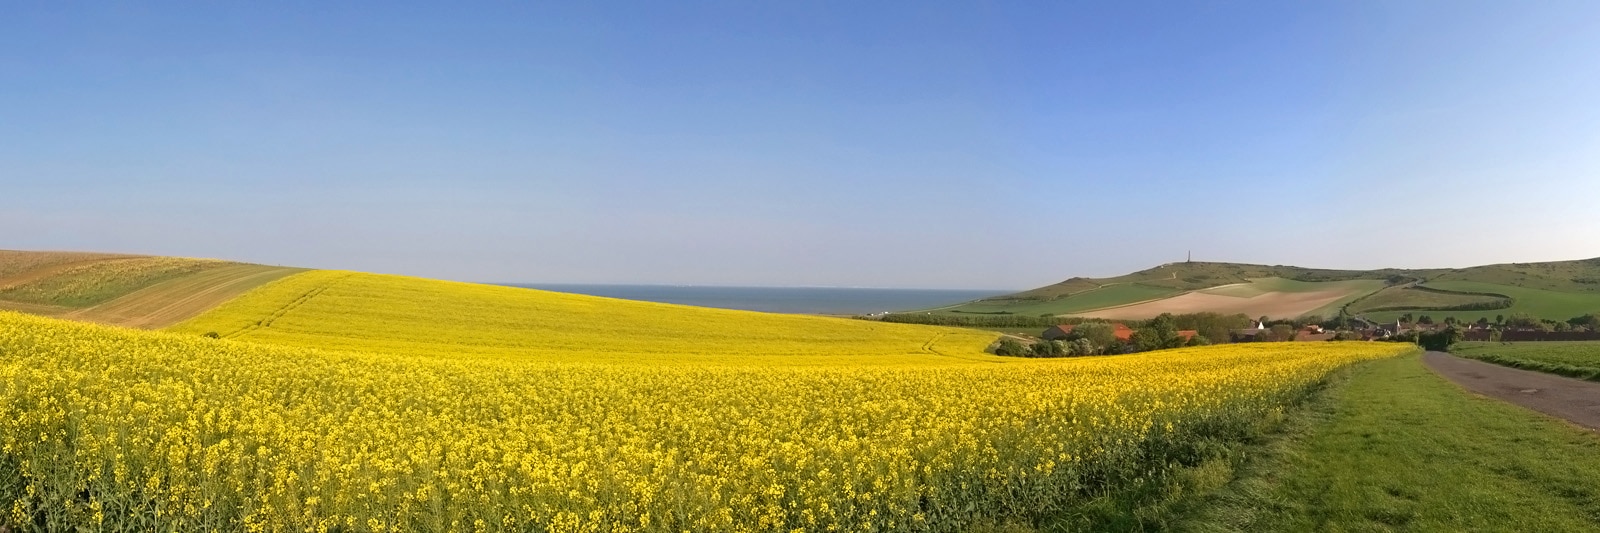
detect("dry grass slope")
[0,250,302,329]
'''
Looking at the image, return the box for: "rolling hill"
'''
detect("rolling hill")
[939,257,1600,321]
[168,269,998,364]
[0,251,1410,531]
[0,250,305,328]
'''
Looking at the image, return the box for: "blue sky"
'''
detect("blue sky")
[4,1,1599,289]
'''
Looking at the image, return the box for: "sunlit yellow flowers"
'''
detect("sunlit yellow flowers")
[0,271,1412,531]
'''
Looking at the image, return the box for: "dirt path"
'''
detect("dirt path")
[1422,351,1600,431]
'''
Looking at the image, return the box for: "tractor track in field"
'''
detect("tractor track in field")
[225,274,350,339]
[1423,351,1600,432]
[921,332,1007,363]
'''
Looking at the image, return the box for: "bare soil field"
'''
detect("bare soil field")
[1072,287,1359,320]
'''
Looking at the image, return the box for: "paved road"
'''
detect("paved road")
[1423,351,1600,431]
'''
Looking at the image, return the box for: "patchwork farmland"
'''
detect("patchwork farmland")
[940,258,1600,324]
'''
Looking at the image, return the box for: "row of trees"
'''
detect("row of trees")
[996,314,1215,358]
[872,313,1082,328]
[1391,312,1600,333]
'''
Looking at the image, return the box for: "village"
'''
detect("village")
[1013,310,1600,359]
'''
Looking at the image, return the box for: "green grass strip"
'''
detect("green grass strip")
[1452,352,1600,382]
[1178,354,1600,532]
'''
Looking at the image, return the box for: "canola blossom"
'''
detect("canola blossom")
[0,272,1415,531]
[167,271,1006,365]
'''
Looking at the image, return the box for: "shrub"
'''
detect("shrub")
[1068,338,1097,356]
[1030,340,1066,358]
[994,338,1029,357]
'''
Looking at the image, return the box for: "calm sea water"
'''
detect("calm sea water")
[505,284,1007,315]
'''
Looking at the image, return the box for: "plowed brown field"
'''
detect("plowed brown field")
[1072,288,1358,320]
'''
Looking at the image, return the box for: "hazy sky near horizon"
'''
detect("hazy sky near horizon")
[5,2,1600,289]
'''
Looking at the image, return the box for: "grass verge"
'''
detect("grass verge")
[1451,341,1600,382]
[973,353,1397,532]
[1176,353,1600,532]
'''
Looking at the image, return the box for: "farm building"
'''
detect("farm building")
[1042,323,1136,341]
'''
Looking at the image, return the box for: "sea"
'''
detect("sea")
[504,284,1008,315]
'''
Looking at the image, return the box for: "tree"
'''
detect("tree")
[994,338,1028,357]
[1443,316,1458,326]
[1401,312,1415,324]
[1475,317,1491,327]
[1132,313,1184,352]
[1068,338,1096,356]
[1031,340,1066,357]
[1069,322,1119,350]
[1417,315,1434,325]
[1495,314,1506,325]
[1506,313,1539,329]
[1267,324,1296,342]
[1185,334,1211,347]
[1418,327,1462,351]
[1553,321,1572,332]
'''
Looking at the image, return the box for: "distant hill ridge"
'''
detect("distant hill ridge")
[941,257,1600,322]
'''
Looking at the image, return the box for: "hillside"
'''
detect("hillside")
[0,250,305,328]
[943,257,1600,321]
[170,270,999,364]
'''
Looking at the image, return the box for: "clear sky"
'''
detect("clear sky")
[5,1,1599,289]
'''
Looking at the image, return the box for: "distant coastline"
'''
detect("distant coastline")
[504,284,1008,315]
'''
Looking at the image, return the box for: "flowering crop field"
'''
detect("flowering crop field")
[0,271,1415,532]
[167,270,1004,365]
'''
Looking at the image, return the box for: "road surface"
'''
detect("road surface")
[1423,351,1600,431]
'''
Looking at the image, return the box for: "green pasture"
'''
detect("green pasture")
[1362,281,1600,323]
[1347,285,1505,314]
[937,283,1181,316]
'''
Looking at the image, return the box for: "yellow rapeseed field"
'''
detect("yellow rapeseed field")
[0,271,1415,531]
[168,271,1004,365]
